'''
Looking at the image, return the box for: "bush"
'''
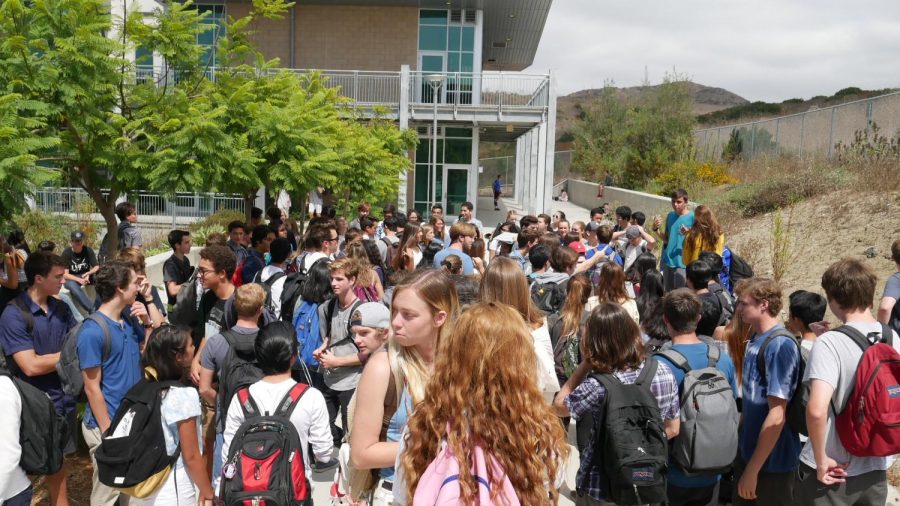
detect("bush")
[12,210,77,251]
[189,209,245,234]
[653,160,735,197]
[724,161,850,217]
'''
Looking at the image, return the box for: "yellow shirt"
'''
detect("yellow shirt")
[682,233,725,265]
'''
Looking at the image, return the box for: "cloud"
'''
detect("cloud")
[528,0,900,101]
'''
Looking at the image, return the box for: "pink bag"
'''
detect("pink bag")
[413,440,520,506]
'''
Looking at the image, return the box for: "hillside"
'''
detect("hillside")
[556,82,749,141]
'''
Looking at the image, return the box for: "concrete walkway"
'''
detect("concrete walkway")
[474,195,591,234]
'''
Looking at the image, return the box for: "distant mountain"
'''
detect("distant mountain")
[556,82,749,141]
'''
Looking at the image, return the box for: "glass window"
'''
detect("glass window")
[419,9,448,25]
[445,128,472,138]
[460,53,474,73]
[461,26,475,52]
[447,53,460,73]
[135,46,153,67]
[445,139,472,164]
[448,27,461,52]
[418,25,447,51]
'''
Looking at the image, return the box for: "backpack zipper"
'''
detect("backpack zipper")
[859,359,900,423]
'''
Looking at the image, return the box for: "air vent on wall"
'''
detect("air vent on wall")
[450,9,462,22]
[416,126,444,136]
[492,41,507,49]
[464,10,476,23]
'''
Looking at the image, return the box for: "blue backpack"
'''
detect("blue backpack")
[293,300,322,369]
[721,246,754,295]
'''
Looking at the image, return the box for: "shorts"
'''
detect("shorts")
[308,202,323,214]
[62,408,77,455]
[201,398,216,443]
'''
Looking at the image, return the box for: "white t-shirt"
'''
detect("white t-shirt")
[532,319,560,403]
[220,379,333,491]
[260,265,287,320]
[800,321,900,476]
[622,239,648,272]
[0,376,30,501]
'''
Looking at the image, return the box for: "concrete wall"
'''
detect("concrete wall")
[145,247,202,291]
[566,179,676,219]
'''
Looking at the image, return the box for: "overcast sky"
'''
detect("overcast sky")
[529,0,900,102]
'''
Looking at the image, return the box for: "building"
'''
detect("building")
[140,0,557,217]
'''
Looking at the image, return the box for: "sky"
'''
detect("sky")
[529,0,900,102]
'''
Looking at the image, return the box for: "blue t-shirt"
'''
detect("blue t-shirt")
[585,243,623,266]
[493,179,502,193]
[662,211,695,269]
[432,248,475,275]
[655,342,737,488]
[740,324,801,473]
[241,249,266,285]
[0,293,77,414]
[77,310,145,429]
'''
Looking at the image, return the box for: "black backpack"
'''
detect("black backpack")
[279,272,305,322]
[218,329,264,430]
[589,358,668,505]
[757,329,809,435]
[96,368,182,496]
[728,252,754,286]
[710,283,735,326]
[889,301,900,337]
[252,270,288,320]
[218,383,313,505]
[530,279,568,314]
[168,268,198,327]
[0,368,66,475]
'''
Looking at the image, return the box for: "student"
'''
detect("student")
[877,239,900,329]
[198,283,265,490]
[348,202,371,231]
[734,278,800,505]
[686,259,724,336]
[399,303,568,505]
[510,228,540,273]
[0,370,32,505]
[394,223,421,273]
[115,201,143,250]
[296,222,337,274]
[221,322,334,495]
[481,257,560,402]
[457,201,483,231]
[682,205,725,265]
[256,237,291,320]
[613,205,632,234]
[79,261,154,506]
[554,302,680,505]
[116,247,167,322]
[432,222,477,275]
[492,175,503,210]
[130,326,213,506]
[351,270,459,505]
[798,260,899,505]
[786,290,826,352]
[163,230,193,307]
[653,188,695,291]
[60,231,99,312]
[0,252,76,506]
[241,225,275,285]
[588,262,639,323]
[314,258,364,450]
[655,289,738,506]
[225,221,248,266]
[586,224,623,267]
[378,215,400,266]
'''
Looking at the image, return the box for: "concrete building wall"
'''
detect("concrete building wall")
[295,5,418,71]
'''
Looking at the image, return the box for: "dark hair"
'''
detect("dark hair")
[821,259,878,312]
[199,245,237,279]
[537,213,551,226]
[37,240,56,253]
[636,270,664,320]
[529,244,551,271]
[893,239,900,265]
[362,239,386,271]
[300,259,333,304]
[115,201,136,222]
[615,206,632,221]
[583,302,644,374]
[255,321,298,375]
[589,207,603,219]
[266,207,282,223]
[697,296,722,337]
[359,216,377,231]
[383,216,399,232]
[440,254,464,275]
[227,220,246,234]
[168,230,190,250]
[269,237,292,264]
[597,225,613,244]
[431,203,443,212]
[631,211,646,226]
[697,251,724,273]
[303,225,329,251]
[550,246,578,273]
[516,228,541,249]
[671,188,689,201]
[519,215,538,229]
[632,253,659,284]
[24,251,67,286]
[95,260,135,303]
[789,290,827,328]
[662,288,702,334]
[250,225,272,247]
[7,230,30,254]
[686,259,718,289]
[461,201,474,212]
[251,207,264,220]
[641,302,669,342]
[395,212,408,229]
[142,326,191,382]
[383,203,397,215]
[420,242,443,268]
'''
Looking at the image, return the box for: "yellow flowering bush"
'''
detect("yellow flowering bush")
[653,161,736,196]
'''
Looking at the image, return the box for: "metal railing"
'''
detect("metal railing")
[33,187,246,223]
[694,90,900,161]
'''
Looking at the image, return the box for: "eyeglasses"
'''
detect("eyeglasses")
[197,267,214,277]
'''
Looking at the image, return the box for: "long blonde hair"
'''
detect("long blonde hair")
[479,257,544,328]
[685,205,723,251]
[389,269,459,403]
[402,303,568,505]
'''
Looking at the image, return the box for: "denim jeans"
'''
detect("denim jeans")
[64,279,94,312]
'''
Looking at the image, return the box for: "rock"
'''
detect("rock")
[864,247,877,259]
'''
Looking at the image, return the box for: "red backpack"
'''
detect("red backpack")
[231,259,246,288]
[218,383,312,505]
[834,323,900,457]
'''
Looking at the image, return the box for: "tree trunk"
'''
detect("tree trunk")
[243,193,255,224]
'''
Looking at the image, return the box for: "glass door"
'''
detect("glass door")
[443,164,469,217]
[418,52,445,103]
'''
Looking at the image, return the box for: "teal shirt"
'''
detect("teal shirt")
[662,211,695,269]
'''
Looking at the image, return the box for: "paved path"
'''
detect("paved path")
[474,195,591,235]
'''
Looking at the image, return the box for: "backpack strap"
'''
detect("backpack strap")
[635,356,659,387]
[656,348,691,374]
[274,382,310,418]
[265,271,287,287]
[236,386,261,417]
[756,328,798,384]
[705,340,721,367]
[10,296,35,335]
[881,323,895,346]
[833,323,895,352]
[83,313,114,363]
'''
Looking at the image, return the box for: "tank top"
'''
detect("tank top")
[379,389,411,481]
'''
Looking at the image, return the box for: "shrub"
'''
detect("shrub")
[653,160,735,197]
[189,209,246,234]
[12,210,77,251]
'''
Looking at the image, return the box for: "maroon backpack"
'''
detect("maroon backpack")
[834,324,900,457]
[218,383,312,505]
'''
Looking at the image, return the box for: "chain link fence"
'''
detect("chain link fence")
[478,150,575,196]
[695,91,900,161]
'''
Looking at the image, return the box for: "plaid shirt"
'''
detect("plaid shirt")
[565,359,679,503]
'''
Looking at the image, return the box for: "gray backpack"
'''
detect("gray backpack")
[656,343,739,476]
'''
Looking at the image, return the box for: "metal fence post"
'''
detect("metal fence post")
[799,114,805,158]
[716,128,722,161]
[775,118,780,156]
[750,124,757,160]
[828,107,836,159]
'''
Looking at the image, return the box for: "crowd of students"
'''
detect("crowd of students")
[0,190,899,506]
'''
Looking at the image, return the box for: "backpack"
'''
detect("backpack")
[97,223,131,264]
[721,246,753,294]
[588,358,668,506]
[381,237,399,270]
[833,323,900,457]
[217,329,264,431]
[96,368,182,498]
[353,284,379,303]
[253,270,288,320]
[0,368,66,475]
[413,439,520,506]
[757,328,809,436]
[56,312,115,399]
[218,383,313,505]
[656,344,739,475]
[279,273,305,323]
[710,283,735,326]
[549,313,586,380]
[168,268,198,327]
[889,300,900,337]
[530,279,568,315]
[293,300,322,369]
[324,298,364,348]
[231,258,246,288]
